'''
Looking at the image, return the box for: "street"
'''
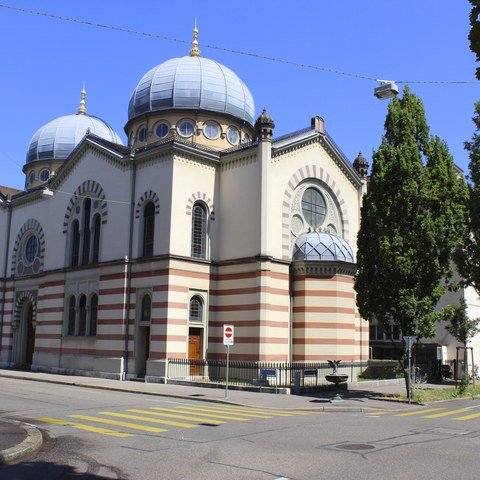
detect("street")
[1,377,480,479]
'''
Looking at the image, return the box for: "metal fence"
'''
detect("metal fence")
[166,358,372,391]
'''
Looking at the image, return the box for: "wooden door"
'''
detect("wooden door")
[188,334,201,376]
[25,305,35,367]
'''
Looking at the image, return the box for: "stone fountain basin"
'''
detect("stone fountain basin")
[325,374,349,385]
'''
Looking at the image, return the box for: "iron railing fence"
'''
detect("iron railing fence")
[166,358,375,390]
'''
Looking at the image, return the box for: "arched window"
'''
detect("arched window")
[81,198,91,265]
[141,294,151,323]
[78,295,87,336]
[189,296,203,323]
[71,220,80,267]
[301,187,326,229]
[92,214,101,264]
[89,294,98,336]
[191,203,207,259]
[142,202,155,258]
[67,296,76,336]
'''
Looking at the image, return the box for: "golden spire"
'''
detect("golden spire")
[189,19,201,57]
[77,84,87,115]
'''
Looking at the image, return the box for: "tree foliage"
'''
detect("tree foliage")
[468,0,480,80]
[456,101,480,295]
[444,299,480,347]
[355,87,468,351]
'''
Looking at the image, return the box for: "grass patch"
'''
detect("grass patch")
[385,384,480,403]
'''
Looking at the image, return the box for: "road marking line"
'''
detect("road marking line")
[173,405,273,418]
[127,409,224,425]
[98,411,198,429]
[36,417,134,437]
[69,414,167,432]
[453,412,480,421]
[151,407,249,421]
[367,412,389,415]
[197,406,295,417]
[394,408,445,417]
[424,408,473,418]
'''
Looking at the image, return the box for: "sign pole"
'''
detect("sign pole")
[223,324,234,399]
[225,344,230,398]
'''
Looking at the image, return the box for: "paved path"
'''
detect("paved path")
[0,369,444,464]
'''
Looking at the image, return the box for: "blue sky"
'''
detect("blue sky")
[1,1,478,190]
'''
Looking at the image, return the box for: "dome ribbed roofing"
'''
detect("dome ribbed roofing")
[26,113,123,164]
[128,56,255,125]
[293,232,355,263]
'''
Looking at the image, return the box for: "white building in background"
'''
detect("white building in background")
[0,28,372,381]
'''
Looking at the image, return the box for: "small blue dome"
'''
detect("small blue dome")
[128,56,255,125]
[26,114,123,164]
[293,232,355,263]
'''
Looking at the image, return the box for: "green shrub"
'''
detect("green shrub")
[359,361,403,380]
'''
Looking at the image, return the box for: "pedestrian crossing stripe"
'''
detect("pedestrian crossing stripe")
[68,414,168,433]
[172,405,277,419]
[198,406,303,417]
[126,409,225,425]
[394,408,445,417]
[423,408,473,418]
[453,412,480,421]
[35,405,318,438]
[36,417,134,438]
[98,411,199,428]
[151,407,250,421]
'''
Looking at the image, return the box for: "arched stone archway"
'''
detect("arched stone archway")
[12,291,37,368]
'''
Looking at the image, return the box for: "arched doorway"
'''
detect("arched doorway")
[13,300,36,368]
[135,294,151,378]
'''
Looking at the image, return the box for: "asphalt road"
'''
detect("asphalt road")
[1,378,480,479]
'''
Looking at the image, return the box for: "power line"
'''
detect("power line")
[0,3,479,85]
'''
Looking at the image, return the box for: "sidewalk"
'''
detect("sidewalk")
[0,369,433,464]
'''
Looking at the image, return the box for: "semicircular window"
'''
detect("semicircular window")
[301,187,326,229]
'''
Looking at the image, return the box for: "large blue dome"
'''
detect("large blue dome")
[293,232,355,263]
[128,56,255,126]
[27,113,123,164]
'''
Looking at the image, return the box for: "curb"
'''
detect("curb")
[0,419,43,465]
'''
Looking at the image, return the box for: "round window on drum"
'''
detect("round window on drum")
[301,187,326,229]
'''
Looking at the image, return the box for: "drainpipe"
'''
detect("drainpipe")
[0,197,12,361]
[122,152,137,380]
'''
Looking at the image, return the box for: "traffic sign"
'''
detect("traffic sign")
[223,324,234,345]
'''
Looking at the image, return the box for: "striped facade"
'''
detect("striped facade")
[0,50,370,382]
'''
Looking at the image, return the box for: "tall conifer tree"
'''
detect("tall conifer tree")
[355,87,468,374]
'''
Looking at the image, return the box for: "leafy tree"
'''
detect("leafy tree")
[468,1,480,80]
[444,299,480,347]
[456,102,480,295]
[355,87,468,392]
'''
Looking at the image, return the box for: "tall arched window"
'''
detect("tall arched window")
[78,295,87,336]
[142,202,155,258]
[89,294,98,336]
[191,203,207,259]
[71,220,80,267]
[189,296,203,323]
[92,214,101,264]
[81,198,91,265]
[67,296,76,336]
[141,294,151,323]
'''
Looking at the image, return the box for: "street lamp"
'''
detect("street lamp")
[374,80,399,99]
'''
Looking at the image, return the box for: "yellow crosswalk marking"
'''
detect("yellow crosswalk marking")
[197,406,294,417]
[173,405,272,418]
[151,407,249,421]
[36,417,134,437]
[127,409,224,425]
[98,411,198,429]
[453,412,480,421]
[394,408,445,417]
[69,414,167,433]
[423,408,473,418]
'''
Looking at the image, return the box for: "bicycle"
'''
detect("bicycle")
[414,366,429,384]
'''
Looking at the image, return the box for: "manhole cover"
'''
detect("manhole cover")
[335,443,375,451]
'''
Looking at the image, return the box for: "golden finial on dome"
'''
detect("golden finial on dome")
[189,19,201,57]
[77,84,87,115]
